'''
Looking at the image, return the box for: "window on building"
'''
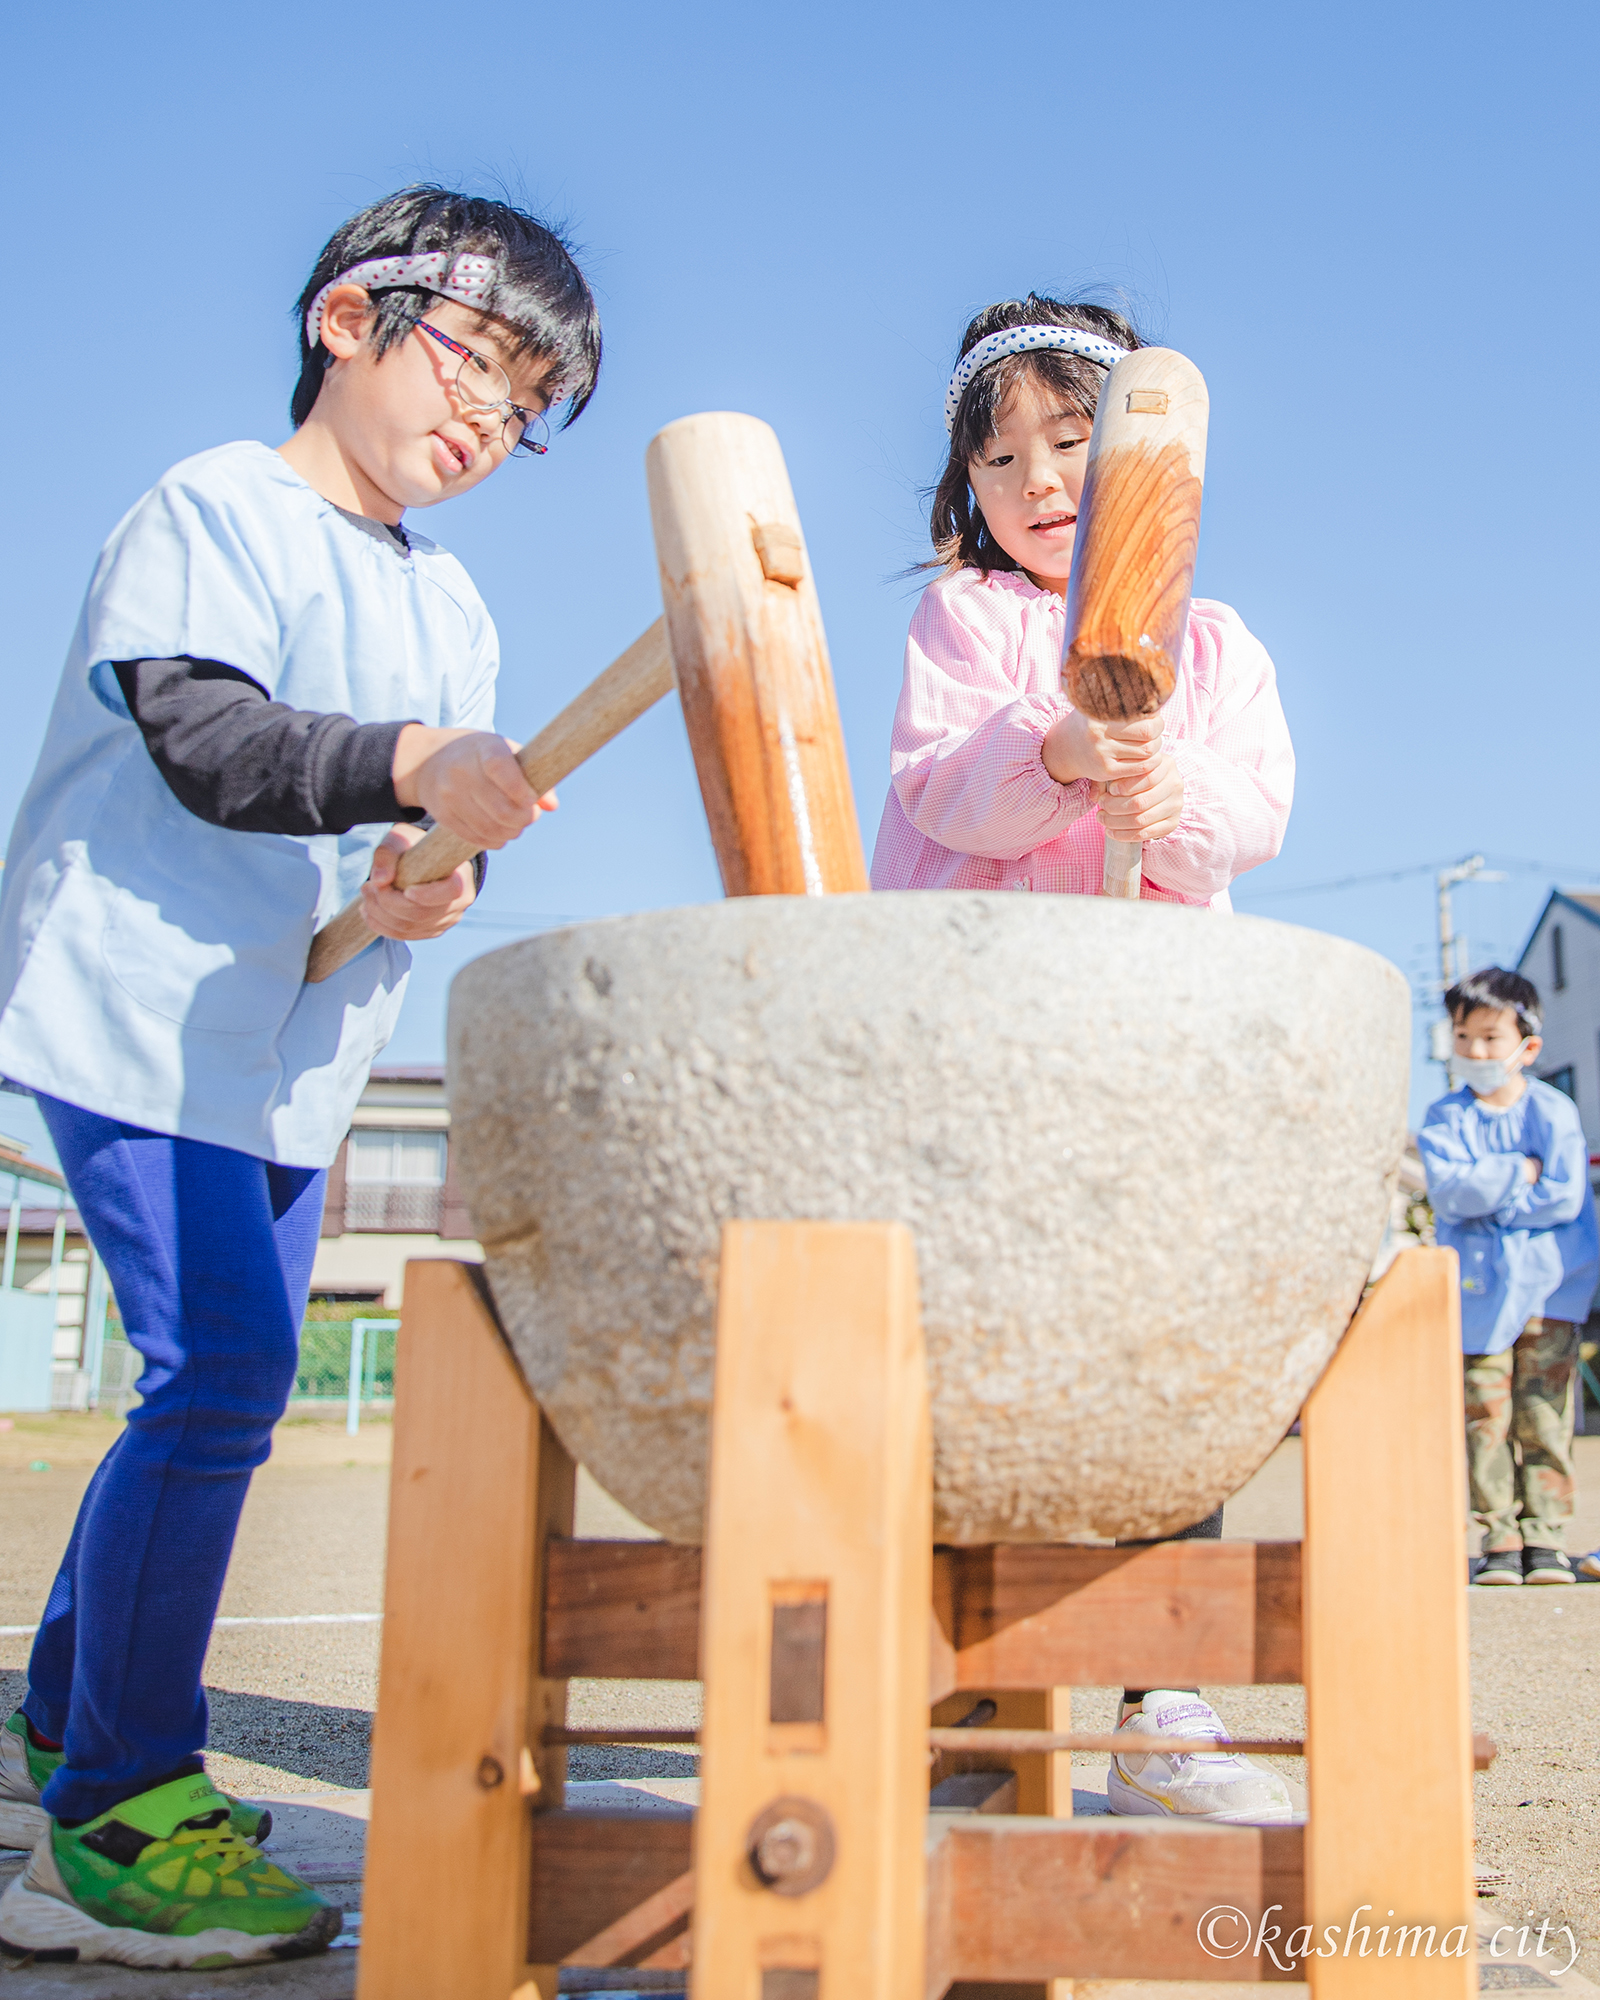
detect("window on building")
[344,1129,447,1231]
[1552,924,1567,992]
[1541,1065,1576,1101]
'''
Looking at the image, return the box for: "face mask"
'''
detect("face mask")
[1451,1040,1529,1096]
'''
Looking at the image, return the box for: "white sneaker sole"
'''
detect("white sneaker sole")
[0,1798,47,1850]
[1108,1764,1296,1825]
[1522,1570,1575,1585]
[0,1863,341,1968]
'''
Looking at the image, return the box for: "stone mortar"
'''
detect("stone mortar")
[448,893,1410,1544]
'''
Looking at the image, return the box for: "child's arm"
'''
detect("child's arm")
[359,727,557,941]
[112,658,549,943]
[113,657,426,836]
[888,587,1107,861]
[1490,1102,1591,1231]
[1126,608,1294,901]
[1417,1108,1527,1222]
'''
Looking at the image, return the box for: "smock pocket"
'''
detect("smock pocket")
[1455,1228,1499,1300]
[90,751,323,1036]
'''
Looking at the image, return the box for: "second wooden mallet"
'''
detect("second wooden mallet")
[1060,347,1209,899]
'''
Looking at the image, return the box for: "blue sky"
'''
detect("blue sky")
[4,0,1597,1161]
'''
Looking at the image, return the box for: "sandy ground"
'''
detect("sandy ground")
[0,1411,1596,1994]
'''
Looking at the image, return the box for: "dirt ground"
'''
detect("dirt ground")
[0,1410,1596,1994]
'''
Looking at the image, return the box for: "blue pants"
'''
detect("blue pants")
[23,1096,324,1822]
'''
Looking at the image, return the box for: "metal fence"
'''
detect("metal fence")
[293,1319,399,1407]
[97,1319,401,1427]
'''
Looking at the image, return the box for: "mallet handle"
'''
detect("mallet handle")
[1059,347,1209,900]
[1102,838,1144,900]
[303,618,676,984]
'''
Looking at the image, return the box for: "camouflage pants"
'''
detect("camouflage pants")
[1463,1317,1578,1552]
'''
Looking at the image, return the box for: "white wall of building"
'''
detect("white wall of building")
[1518,895,1600,1151]
[310,1232,481,1306]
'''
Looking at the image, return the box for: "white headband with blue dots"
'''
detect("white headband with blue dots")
[944,324,1130,433]
[305,252,499,349]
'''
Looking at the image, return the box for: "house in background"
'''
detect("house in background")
[310,1065,480,1307]
[0,1135,108,1410]
[1516,891,1600,1149]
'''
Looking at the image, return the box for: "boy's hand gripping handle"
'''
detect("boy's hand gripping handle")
[1059,348,1209,900]
[303,619,676,984]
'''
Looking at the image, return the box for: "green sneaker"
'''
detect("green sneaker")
[0,1772,339,1967]
[0,1711,271,1850]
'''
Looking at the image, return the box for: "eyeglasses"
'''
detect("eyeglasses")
[415,319,550,456]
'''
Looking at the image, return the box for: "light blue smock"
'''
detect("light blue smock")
[1417,1077,1599,1354]
[0,442,498,1166]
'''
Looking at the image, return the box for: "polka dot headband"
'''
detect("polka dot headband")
[304,252,498,350]
[944,324,1130,434]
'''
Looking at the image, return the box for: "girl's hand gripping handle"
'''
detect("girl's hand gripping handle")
[1058,347,1209,900]
[303,619,677,984]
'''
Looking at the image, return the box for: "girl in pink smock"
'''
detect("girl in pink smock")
[870,296,1293,909]
[872,295,1299,1828]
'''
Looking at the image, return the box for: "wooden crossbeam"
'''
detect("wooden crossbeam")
[526,1810,693,1967]
[543,1538,701,1679]
[543,1535,1303,1690]
[937,1539,1301,1692]
[521,1808,1305,1985]
[562,1864,693,1970]
[927,1816,1306,1990]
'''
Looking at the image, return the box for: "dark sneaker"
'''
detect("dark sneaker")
[1473,1549,1524,1586]
[1523,1548,1576,1585]
[0,1711,271,1852]
[0,1773,338,1968]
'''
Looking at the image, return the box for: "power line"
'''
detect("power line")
[1234,854,1600,904]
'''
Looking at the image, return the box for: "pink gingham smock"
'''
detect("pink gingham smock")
[869,567,1293,909]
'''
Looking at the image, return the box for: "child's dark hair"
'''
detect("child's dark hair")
[930,295,1142,572]
[1445,966,1543,1039]
[290,186,601,430]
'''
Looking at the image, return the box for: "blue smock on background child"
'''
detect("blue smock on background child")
[1419,965,1597,1585]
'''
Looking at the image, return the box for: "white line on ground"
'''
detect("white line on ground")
[0,1613,383,1638]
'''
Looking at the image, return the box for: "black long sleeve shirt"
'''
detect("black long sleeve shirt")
[111,657,486,892]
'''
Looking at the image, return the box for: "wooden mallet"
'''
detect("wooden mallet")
[303,621,675,983]
[646,411,868,897]
[1060,347,1209,900]
[308,407,865,984]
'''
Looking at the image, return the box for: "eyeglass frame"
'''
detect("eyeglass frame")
[413,318,550,456]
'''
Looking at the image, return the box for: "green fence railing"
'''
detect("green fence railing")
[293,1319,398,1403]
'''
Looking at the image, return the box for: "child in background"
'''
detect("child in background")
[0,187,599,1966]
[1419,967,1598,1585]
[873,295,1296,1823]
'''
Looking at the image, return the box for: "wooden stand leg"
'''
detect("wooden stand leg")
[358,1261,575,2000]
[691,1222,930,2000]
[936,1687,1074,2000]
[1302,1247,1474,1996]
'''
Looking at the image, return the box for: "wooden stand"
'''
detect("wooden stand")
[358,1239,1476,1999]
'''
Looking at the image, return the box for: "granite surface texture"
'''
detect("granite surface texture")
[448,893,1410,1543]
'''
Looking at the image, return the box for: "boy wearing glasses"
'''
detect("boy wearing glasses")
[0,187,599,1967]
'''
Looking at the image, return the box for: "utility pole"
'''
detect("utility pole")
[1431,855,1507,1067]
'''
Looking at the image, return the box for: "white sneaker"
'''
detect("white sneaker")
[1107,1691,1294,1824]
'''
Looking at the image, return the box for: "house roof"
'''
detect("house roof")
[1516,889,1600,972]
[367,1065,445,1083]
[0,1141,66,1192]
